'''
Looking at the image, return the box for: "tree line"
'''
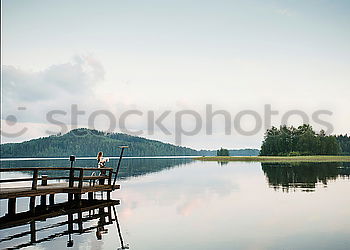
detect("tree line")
[217,148,229,156]
[260,124,350,156]
[0,128,199,157]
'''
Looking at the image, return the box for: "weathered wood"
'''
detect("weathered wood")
[32,170,38,190]
[40,175,48,205]
[83,175,108,180]
[74,194,81,201]
[77,211,83,233]
[68,193,73,202]
[108,170,113,185]
[0,167,113,172]
[40,195,46,206]
[69,168,75,188]
[0,176,70,183]
[0,183,120,199]
[30,221,36,243]
[49,194,55,205]
[0,177,35,183]
[30,196,36,212]
[88,192,94,200]
[8,198,16,216]
[78,169,84,188]
[0,167,119,206]
[41,175,48,186]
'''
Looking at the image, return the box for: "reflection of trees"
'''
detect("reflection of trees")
[217,161,229,166]
[261,162,350,192]
[116,158,192,178]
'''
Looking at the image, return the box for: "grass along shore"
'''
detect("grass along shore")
[194,155,350,162]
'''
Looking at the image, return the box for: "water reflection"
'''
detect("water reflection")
[262,162,350,192]
[217,161,229,166]
[2,159,350,249]
[0,199,127,250]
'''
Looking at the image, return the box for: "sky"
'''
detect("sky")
[1,0,350,150]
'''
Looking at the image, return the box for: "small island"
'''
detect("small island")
[195,125,350,162]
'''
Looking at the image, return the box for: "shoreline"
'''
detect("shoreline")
[193,155,350,163]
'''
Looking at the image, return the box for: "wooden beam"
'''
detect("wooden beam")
[0,184,120,199]
[0,167,113,172]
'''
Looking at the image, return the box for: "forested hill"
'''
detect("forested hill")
[0,129,199,157]
[0,128,259,158]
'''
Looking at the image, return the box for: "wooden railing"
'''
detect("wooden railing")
[0,167,115,190]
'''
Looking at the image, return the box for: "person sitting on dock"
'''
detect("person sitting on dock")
[97,151,109,185]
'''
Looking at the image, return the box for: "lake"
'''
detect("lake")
[1,158,350,250]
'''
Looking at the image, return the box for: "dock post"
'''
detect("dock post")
[67,212,74,243]
[108,170,113,185]
[78,169,84,188]
[112,146,128,190]
[41,175,48,186]
[107,191,111,200]
[8,198,16,216]
[32,170,38,190]
[108,205,112,223]
[68,155,76,202]
[41,175,48,206]
[68,194,74,202]
[30,221,36,243]
[88,192,94,201]
[49,194,55,205]
[68,169,74,202]
[74,193,82,201]
[40,195,47,206]
[30,196,36,213]
[78,211,83,233]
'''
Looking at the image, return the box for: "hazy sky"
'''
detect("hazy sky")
[1,0,350,149]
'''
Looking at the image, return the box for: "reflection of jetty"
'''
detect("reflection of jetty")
[0,166,120,216]
[0,199,127,249]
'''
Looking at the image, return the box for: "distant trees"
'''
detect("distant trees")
[336,134,350,155]
[260,124,341,156]
[217,148,229,156]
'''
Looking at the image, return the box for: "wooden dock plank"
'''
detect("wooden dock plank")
[0,182,120,199]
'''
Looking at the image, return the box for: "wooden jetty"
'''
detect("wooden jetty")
[0,166,120,216]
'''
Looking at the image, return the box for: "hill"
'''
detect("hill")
[0,128,259,158]
[0,128,198,157]
[0,128,260,158]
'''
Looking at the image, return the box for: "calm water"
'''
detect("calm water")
[1,158,350,250]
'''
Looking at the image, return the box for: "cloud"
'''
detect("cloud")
[1,55,107,127]
[2,55,105,103]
